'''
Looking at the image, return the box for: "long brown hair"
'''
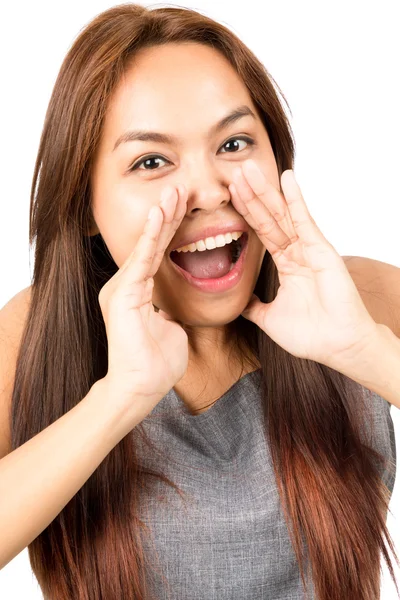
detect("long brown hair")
[10,3,399,599]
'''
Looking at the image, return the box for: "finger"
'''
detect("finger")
[280,170,324,244]
[143,277,155,301]
[149,184,187,277]
[117,184,187,287]
[242,160,298,242]
[118,203,164,283]
[155,186,179,255]
[229,168,292,257]
[229,182,279,257]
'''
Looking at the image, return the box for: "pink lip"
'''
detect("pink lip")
[169,222,249,253]
[168,232,249,293]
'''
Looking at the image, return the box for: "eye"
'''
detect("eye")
[129,155,170,172]
[128,135,256,172]
[219,135,255,154]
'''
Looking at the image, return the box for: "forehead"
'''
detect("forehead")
[103,43,258,143]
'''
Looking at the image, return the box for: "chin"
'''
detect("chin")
[167,302,248,328]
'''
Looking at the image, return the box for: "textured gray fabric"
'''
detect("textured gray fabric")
[135,368,397,600]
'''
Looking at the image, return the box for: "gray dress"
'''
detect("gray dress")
[135,368,397,600]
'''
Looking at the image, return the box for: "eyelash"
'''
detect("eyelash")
[128,135,256,172]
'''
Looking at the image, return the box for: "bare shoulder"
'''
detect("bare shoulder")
[343,256,400,338]
[0,286,32,337]
[0,285,32,459]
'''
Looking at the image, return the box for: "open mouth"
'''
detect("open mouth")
[169,232,248,277]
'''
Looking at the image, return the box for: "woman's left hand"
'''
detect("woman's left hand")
[229,159,380,372]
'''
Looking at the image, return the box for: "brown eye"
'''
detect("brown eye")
[129,135,255,172]
[130,155,170,172]
[220,136,255,153]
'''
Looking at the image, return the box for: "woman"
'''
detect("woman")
[0,3,398,599]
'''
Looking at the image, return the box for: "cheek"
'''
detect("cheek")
[256,142,280,189]
[93,210,147,269]
[92,190,153,269]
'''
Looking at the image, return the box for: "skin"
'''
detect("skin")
[90,42,281,412]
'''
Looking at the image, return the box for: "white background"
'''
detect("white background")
[0,0,399,597]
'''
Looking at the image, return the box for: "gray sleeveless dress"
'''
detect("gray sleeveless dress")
[135,368,397,600]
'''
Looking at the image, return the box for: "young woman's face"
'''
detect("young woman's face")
[91,42,279,327]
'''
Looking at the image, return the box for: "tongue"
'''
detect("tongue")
[172,245,232,279]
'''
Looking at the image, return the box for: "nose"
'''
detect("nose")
[178,160,232,215]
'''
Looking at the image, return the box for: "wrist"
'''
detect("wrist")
[338,324,400,409]
[92,377,147,440]
[95,375,164,435]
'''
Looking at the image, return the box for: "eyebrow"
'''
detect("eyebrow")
[112,104,257,152]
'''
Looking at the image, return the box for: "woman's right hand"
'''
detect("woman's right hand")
[97,184,189,422]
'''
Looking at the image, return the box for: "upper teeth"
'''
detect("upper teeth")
[174,231,244,253]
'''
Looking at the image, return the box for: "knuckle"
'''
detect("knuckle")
[140,254,154,267]
[258,218,276,236]
[147,233,159,244]
[154,248,164,259]
[292,217,309,230]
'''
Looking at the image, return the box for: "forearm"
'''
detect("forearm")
[0,378,143,570]
[338,324,400,410]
